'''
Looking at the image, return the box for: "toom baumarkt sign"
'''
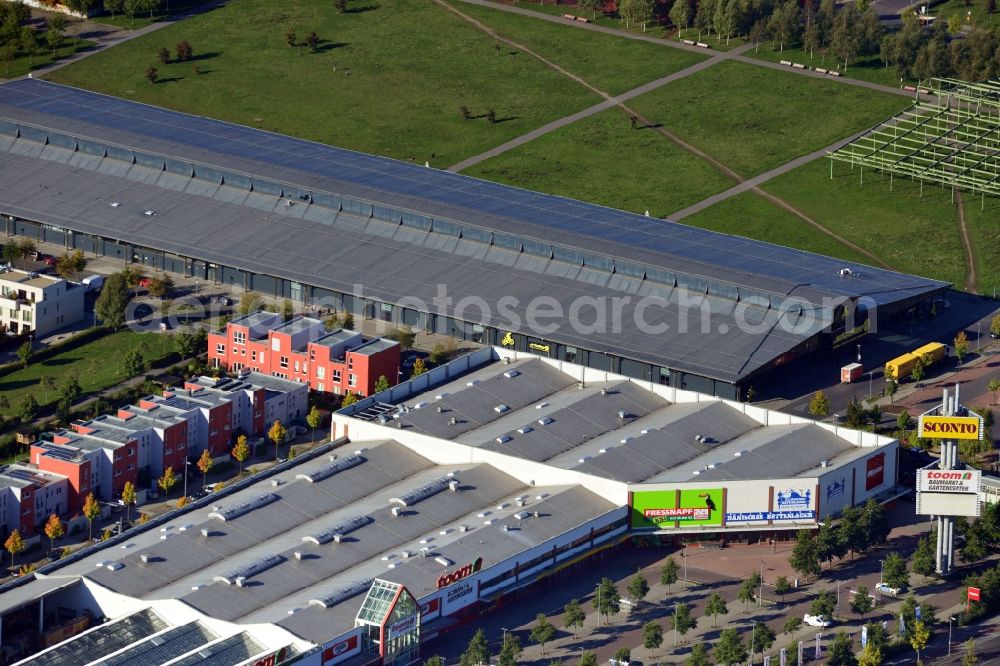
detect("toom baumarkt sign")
[631,489,724,529]
[436,557,483,589]
[918,415,984,440]
[917,469,982,494]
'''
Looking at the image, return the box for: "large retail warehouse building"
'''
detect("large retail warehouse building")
[0,79,948,399]
[1,349,899,666]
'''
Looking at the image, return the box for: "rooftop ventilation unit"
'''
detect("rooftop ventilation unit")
[502,357,511,365]
[820,460,829,468]
[109,201,121,207]
[413,401,429,410]
[466,380,479,387]
[695,434,704,442]
[641,428,657,435]
[459,524,469,533]
[354,448,368,455]
[496,434,511,444]
[448,480,460,492]
[208,493,279,522]
[302,515,373,545]
[494,404,509,414]
[538,416,553,426]
[536,493,548,500]
[503,369,519,379]
[517,425,533,434]
[144,210,156,216]
[533,510,540,518]
[600,388,609,396]
[308,579,374,608]
[391,506,402,517]
[620,437,633,444]
[598,447,612,454]
[435,393,449,400]
[477,510,491,518]
[270,479,282,487]
[213,554,284,584]
[483,519,494,526]
[516,499,526,507]
[496,502,509,510]
[140,553,153,563]
[294,552,303,561]
[200,528,212,537]
[693,470,701,475]
[536,402,548,409]
[436,406,443,413]
[578,456,591,463]
[296,454,364,483]
[502,525,510,532]
[435,556,453,567]
[514,511,530,520]
[448,417,457,426]
[617,411,627,420]
[390,477,451,507]
[734,449,749,457]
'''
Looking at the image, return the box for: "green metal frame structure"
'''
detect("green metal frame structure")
[829,79,1000,199]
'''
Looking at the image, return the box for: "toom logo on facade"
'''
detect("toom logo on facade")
[917,469,981,494]
[322,636,359,663]
[865,453,885,491]
[926,471,974,480]
[436,557,483,589]
[253,647,288,666]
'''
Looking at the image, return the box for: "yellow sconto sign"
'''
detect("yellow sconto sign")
[918,415,984,440]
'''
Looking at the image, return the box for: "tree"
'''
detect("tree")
[643,620,663,653]
[827,632,857,666]
[660,556,680,593]
[783,616,803,634]
[95,271,130,329]
[341,391,358,407]
[306,404,323,442]
[232,434,250,474]
[955,330,969,363]
[579,653,598,666]
[860,498,890,548]
[424,657,443,666]
[817,518,845,566]
[774,575,791,602]
[498,633,521,666]
[0,38,15,75]
[839,505,865,558]
[281,298,294,322]
[44,29,60,55]
[5,528,24,567]
[17,340,32,367]
[688,643,712,666]
[751,18,771,53]
[145,65,159,83]
[238,291,263,315]
[62,375,82,403]
[563,598,586,635]
[619,0,655,30]
[342,312,354,329]
[175,330,199,359]
[386,326,416,350]
[530,614,556,654]
[886,378,898,403]
[20,26,36,65]
[673,602,697,641]
[459,628,490,666]
[580,0,605,19]
[305,31,319,52]
[121,480,136,523]
[962,638,978,666]
[44,513,64,554]
[909,619,930,663]
[373,375,390,393]
[705,591,728,627]
[911,358,925,384]
[55,250,86,280]
[158,46,170,64]
[158,465,177,499]
[122,349,145,378]
[991,314,1000,338]
[269,419,287,461]
[146,275,173,298]
[334,0,347,12]
[851,584,874,620]
[912,535,936,579]
[748,621,775,657]
[737,577,756,612]
[19,394,39,422]
[285,27,297,47]
[593,577,621,624]
[714,628,747,666]
[811,589,835,620]
[613,649,631,666]
[882,551,909,590]
[197,448,213,488]
[176,40,192,61]
[790,528,821,578]
[83,492,100,541]
[627,571,650,603]
[846,396,865,428]
[411,357,427,377]
[989,378,1000,406]
[857,641,882,666]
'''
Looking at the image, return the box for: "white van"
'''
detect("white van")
[82,275,104,292]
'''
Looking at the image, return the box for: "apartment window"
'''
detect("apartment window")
[348,357,354,370]
[240,348,246,356]
[251,350,257,362]
[259,352,266,363]
[294,360,300,373]
[332,369,342,382]
[233,363,243,372]
[317,383,325,392]
[165,447,172,454]
[21,310,31,322]
[216,343,225,355]
[127,463,134,470]
[233,330,246,345]
[272,338,281,351]
[280,356,289,369]
[316,366,325,379]
[348,373,356,387]
[114,469,121,477]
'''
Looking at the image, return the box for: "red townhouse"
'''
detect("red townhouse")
[28,443,92,516]
[207,312,401,397]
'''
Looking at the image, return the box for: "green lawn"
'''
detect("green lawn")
[48,0,599,168]
[674,27,749,52]
[88,0,218,30]
[763,160,968,286]
[747,44,910,88]
[928,0,998,29]
[0,38,95,80]
[463,108,734,217]
[963,195,1000,298]
[627,61,909,178]
[0,330,177,418]
[503,0,673,37]
[680,191,874,264]
[444,0,706,95]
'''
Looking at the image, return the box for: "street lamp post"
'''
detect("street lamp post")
[948,616,956,655]
[857,344,862,364]
[673,602,678,647]
[759,561,765,607]
[683,549,688,590]
[880,559,885,585]
[977,322,982,352]
[868,371,873,399]
[182,459,189,499]
[595,584,602,628]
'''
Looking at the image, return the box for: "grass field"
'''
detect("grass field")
[747,45,909,88]
[674,27,749,51]
[963,197,1000,298]
[49,0,599,168]
[0,38,95,80]
[763,160,968,286]
[627,61,909,178]
[0,330,177,418]
[928,0,998,29]
[463,108,734,217]
[444,0,706,95]
[679,191,874,264]
[503,0,673,37]
[89,0,218,30]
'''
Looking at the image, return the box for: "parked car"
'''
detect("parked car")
[137,277,152,288]
[42,255,56,267]
[803,613,832,628]
[609,659,632,666]
[875,582,901,597]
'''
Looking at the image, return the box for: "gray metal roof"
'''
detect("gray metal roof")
[0,79,948,384]
[16,608,168,666]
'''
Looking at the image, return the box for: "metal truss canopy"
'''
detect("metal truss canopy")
[829,78,1000,196]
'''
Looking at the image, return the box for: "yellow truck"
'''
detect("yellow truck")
[885,342,947,380]
[912,342,946,365]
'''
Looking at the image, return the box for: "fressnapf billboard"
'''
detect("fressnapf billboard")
[865,453,885,491]
[631,488,724,529]
[917,469,981,494]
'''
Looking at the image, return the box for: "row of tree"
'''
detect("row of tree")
[789,498,890,577]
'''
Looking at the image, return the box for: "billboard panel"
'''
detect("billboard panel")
[917,469,981,494]
[865,453,885,491]
[918,415,984,440]
[916,492,981,517]
[631,488,724,529]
